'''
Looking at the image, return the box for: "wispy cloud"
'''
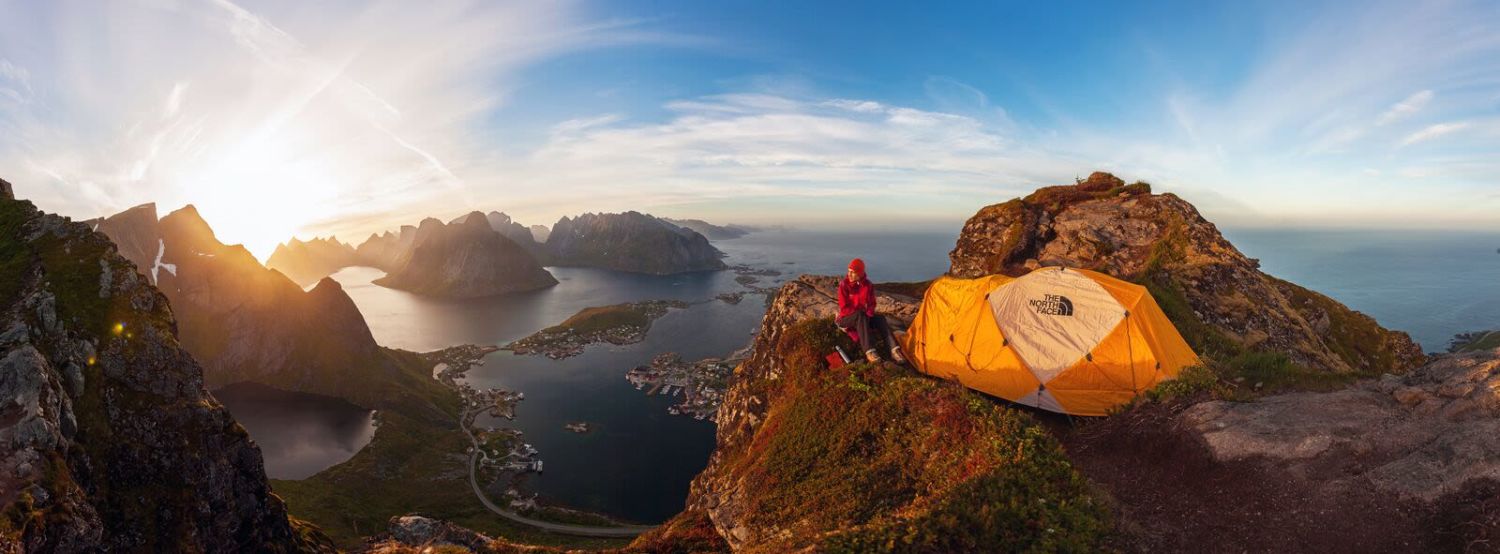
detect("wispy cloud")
[0,0,684,258]
[1376,90,1434,126]
[1400,121,1472,146]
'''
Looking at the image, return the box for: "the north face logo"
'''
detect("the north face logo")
[1028,294,1074,316]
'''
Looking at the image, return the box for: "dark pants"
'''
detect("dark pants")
[837,312,897,354]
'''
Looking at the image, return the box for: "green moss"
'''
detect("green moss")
[1141,365,1224,404]
[0,198,34,305]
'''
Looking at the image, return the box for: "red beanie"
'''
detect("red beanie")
[848,258,866,275]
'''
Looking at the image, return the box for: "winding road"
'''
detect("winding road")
[460,407,657,538]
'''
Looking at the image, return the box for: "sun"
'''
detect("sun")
[178,130,343,262]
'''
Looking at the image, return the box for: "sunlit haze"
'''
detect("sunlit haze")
[3,0,1499,260]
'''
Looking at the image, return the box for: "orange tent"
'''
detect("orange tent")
[901,266,1200,416]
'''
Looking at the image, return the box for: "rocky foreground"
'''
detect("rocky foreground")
[0,182,331,552]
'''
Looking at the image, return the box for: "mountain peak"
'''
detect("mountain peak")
[947,172,1421,374]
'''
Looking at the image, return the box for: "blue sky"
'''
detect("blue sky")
[1,0,1497,258]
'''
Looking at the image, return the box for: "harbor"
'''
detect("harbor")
[625,352,737,420]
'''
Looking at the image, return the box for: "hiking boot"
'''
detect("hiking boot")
[864,349,882,363]
[890,346,908,364]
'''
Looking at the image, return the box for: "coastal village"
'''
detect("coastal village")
[425,345,545,479]
[626,352,737,420]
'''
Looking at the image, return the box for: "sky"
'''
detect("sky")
[1,0,1498,260]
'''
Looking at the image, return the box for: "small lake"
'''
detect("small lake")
[214,382,378,480]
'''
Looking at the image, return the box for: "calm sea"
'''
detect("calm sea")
[231,226,1498,522]
[1224,228,1500,352]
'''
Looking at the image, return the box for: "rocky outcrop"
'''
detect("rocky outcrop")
[662,218,752,240]
[266,236,362,286]
[0,192,328,552]
[947,171,1424,375]
[546,212,726,275]
[373,212,557,298]
[0,178,11,200]
[686,276,1106,552]
[1185,348,1500,501]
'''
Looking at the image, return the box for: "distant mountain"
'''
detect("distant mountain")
[545,211,727,274]
[373,211,557,297]
[1,187,332,552]
[529,224,550,243]
[483,210,549,260]
[663,218,755,240]
[267,236,361,286]
[356,224,419,272]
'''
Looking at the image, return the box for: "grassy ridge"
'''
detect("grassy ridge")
[721,317,1108,552]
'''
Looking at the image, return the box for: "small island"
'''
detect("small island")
[1450,330,1500,353]
[504,299,689,359]
[563,422,591,433]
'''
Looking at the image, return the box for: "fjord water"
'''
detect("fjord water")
[234,226,1497,522]
[326,228,959,523]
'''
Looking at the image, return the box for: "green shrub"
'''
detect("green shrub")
[1143,365,1224,404]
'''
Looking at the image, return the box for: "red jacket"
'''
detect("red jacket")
[837,276,876,318]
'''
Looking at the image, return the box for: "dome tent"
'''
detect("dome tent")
[901,266,1200,416]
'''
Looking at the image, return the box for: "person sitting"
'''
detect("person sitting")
[836,258,906,364]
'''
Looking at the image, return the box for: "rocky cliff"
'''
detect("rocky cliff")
[373,212,557,298]
[546,212,726,275]
[947,172,1424,377]
[266,237,362,286]
[0,191,331,552]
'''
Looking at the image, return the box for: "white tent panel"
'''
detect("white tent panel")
[987,267,1125,383]
[1014,388,1067,413]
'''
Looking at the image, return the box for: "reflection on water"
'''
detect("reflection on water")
[326,229,960,523]
[214,382,377,480]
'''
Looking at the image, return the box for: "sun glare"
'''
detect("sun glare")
[181,129,343,261]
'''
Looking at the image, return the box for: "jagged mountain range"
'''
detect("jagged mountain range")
[546,211,726,274]
[271,210,731,294]
[84,203,451,418]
